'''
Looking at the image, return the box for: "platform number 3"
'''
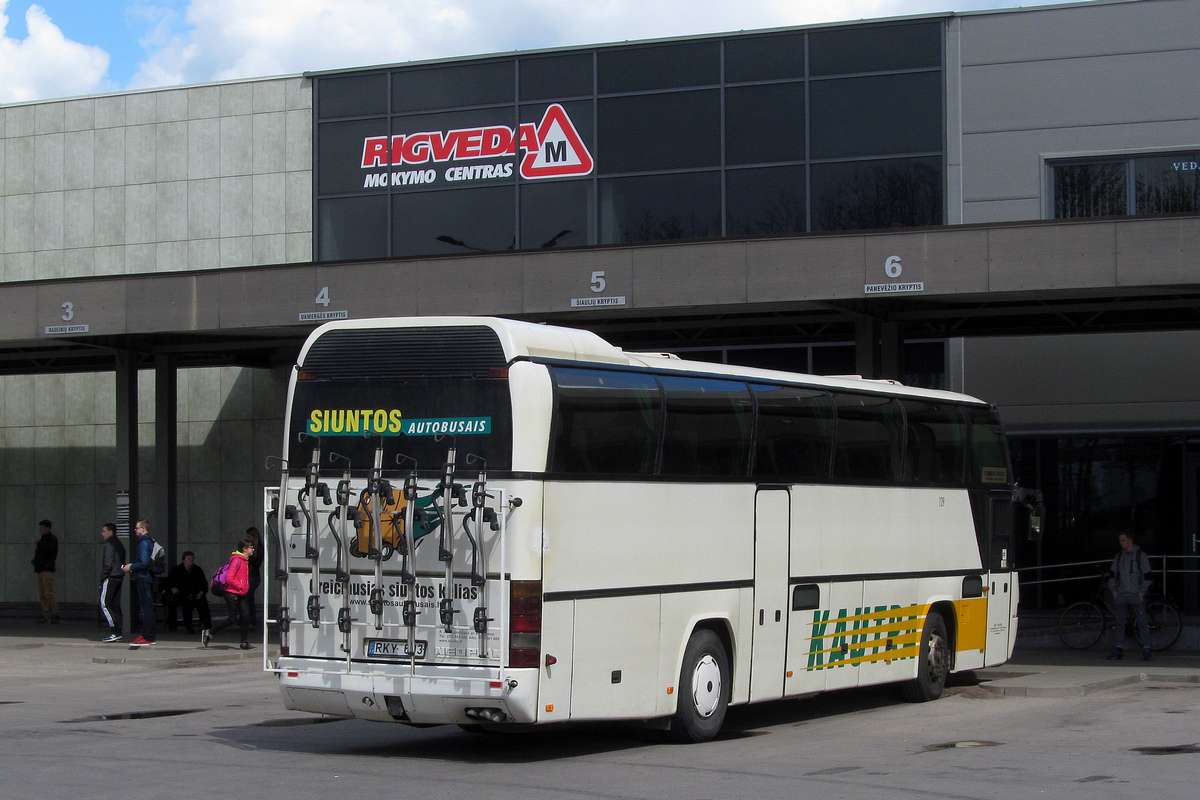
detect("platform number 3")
[61,301,74,321]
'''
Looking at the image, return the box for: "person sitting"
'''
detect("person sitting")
[165,551,212,635]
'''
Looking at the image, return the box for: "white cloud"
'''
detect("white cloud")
[0,1,109,102]
[130,0,1012,89]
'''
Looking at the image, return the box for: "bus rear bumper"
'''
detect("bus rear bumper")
[278,660,540,725]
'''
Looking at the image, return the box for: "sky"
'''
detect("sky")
[0,0,1036,104]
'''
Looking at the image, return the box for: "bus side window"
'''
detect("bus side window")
[751,385,834,481]
[832,394,904,483]
[550,368,661,475]
[900,400,967,485]
[659,376,752,477]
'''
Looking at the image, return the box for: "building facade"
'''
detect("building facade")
[1,0,1198,614]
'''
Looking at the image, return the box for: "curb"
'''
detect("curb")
[980,668,1200,697]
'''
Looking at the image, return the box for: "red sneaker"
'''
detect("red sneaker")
[130,635,150,646]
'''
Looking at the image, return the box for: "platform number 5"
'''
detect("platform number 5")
[590,271,606,293]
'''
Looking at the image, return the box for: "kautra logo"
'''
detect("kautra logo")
[359,103,593,187]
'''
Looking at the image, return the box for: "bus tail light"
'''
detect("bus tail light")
[509,580,542,668]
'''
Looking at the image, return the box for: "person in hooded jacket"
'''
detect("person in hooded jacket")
[203,537,254,650]
[1106,531,1153,661]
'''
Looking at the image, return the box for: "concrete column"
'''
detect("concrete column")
[855,317,902,380]
[155,355,178,563]
[114,351,139,632]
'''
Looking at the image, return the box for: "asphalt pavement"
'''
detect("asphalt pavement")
[3,615,1198,698]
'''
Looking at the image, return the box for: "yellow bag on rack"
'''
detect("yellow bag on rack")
[353,487,406,559]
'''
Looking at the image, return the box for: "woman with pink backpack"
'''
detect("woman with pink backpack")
[203,537,255,650]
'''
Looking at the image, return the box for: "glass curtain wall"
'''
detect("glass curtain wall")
[314,20,945,261]
[1011,436,1188,609]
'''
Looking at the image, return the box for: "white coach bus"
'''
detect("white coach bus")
[266,316,1034,742]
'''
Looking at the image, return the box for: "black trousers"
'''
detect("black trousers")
[99,578,122,634]
[211,593,251,644]
[166,592,212,631]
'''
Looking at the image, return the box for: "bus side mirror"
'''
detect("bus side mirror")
[1014,485,1044,542]
[1028,503,1045,541]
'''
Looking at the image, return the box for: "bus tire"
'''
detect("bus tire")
[902,612,949,703]
[669,629,730,743]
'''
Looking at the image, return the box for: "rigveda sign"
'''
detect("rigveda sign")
[359,104,593,189]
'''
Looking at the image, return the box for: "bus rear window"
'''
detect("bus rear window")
[288,377,512,474]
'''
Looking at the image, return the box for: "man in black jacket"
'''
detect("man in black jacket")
[32,520,60,624]
[165,552,211,635]
[99,523,126,642]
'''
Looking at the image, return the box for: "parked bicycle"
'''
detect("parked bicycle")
[1058,572,1182,650]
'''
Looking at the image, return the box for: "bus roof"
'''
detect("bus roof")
[300,316,990,407]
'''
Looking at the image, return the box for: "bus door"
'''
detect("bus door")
[750,486,790,703]
[984,490,1015,665]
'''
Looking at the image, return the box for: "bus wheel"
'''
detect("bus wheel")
[669,629,730,743]
[902,613,949,703]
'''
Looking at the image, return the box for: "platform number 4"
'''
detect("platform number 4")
[315,286,331,307]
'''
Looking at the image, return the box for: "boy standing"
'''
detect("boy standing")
[99,523,125,642]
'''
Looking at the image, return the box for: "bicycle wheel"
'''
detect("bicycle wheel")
[1058,601,1107,649]
[1136,601,1183,651]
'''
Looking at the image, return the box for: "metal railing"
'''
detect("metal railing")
[1018,554,1199,611]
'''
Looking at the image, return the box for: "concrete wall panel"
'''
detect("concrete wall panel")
[219,265,318,328]
[0,284,36,339]
[417,256,523,315]
[965,330,1200,433]
[522,248,633,313]
[961,0,1200,65]
[747,235,864,302]
[963,52,1200,135]
[64,99,95,133]
[634,241,746,308]
[36,279,126,336]
[988,222,1117,292]
[63,130,95,191]
[313,261,419,318]
[1116,217,1200,286]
